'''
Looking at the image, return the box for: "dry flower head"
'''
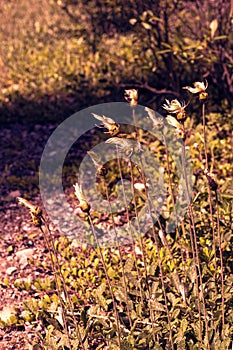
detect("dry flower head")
[124,89,138,106]
[162,99,187,120]
[166,115,185,139]
[183,80,208,100]
[87,151,108,177]
[73,183,90,213]
[17,197,43,227]
[92,113,120,136]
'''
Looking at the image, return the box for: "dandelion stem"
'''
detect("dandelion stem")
[128,157,157,341]
[202,103,217,270]
[137,152,175,350]
[41,217,86,349]
[181,143,210,349]
[162,132,187,288]
[87,215,122,349]
[103,177,133,329]
[39,224,73,350]
[215,189,225,341]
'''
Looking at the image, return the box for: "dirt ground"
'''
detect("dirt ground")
[0,121,123,349]
[0,123,58,350]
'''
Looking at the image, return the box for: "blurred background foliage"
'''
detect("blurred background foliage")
[0,0,232,125]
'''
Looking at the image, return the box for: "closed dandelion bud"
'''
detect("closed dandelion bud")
[18,197,42,215]
[32,206,43,217]
[177,110,186,120]
[108,124,120,136]
[79,200,91,213]
[73,183,91,213]
[31,214,43,227]
[199,91,208,100]
[18,197,43,227]
[166,115,185,139]
[87,151,108,178]
[124,89,138,106]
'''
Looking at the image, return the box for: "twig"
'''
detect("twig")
[119,82,180,97]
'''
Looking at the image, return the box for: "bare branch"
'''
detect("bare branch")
[119,82,180,97]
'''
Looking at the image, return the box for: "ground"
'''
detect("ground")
[0,121,129,349]
[0,123,57,350]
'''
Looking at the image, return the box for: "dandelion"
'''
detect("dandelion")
[17,197,43,227]
[162,99,187,120]
[124,89,138,106]
[145,107,164,129]
[73,183,90,213]
[183,80,208,100]
[92,113,120,136]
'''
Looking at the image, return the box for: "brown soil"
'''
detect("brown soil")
[0,123,57,350]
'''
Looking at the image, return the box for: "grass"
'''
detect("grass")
[0,0,142,125]
[0,1,232,348]
[1,87,232,349]
[2,0,231,126]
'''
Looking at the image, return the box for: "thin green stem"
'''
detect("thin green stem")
[181,143,210,349]
[137,153,175,350]
[147,199,175,350]
[102,175,133,329]
[130,106,157,341]
[41,218,86,350]
[127,157,157,341]
[202,103,217,270]
[115,148,145,304]
[88,215,122,349]
[162,132,187,291]
[215,189,225,341]
[39,224,73,350]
